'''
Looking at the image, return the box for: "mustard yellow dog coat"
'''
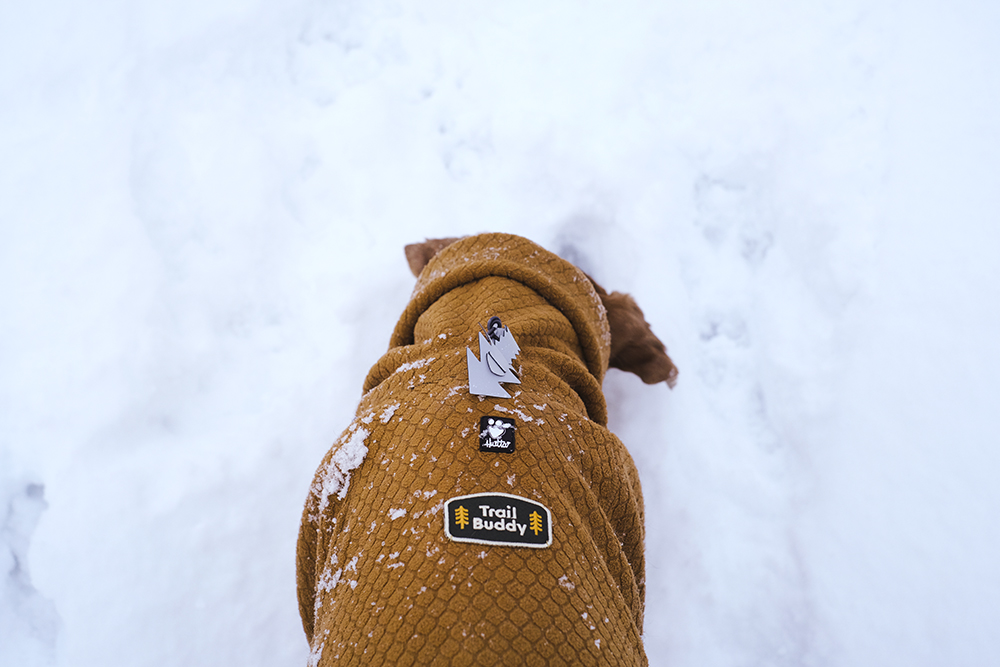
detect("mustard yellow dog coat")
[297,233,647,666]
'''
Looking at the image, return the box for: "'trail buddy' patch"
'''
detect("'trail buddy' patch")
[479,416,516,453]
[445,493,552,548]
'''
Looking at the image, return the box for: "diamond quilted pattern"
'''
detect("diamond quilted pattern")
[297,234,647,665]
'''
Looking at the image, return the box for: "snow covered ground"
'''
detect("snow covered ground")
[2,0,998,665]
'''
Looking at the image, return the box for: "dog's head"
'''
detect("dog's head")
[405,236,678,388]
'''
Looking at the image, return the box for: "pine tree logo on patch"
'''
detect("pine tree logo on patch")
[445,493,552,548]
[479,416,516,453]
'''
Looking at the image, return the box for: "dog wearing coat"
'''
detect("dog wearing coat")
[296,233,676,666]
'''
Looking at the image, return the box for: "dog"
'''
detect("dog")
[296,233,676,666]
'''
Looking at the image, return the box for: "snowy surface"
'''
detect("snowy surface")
[2,0,999,665]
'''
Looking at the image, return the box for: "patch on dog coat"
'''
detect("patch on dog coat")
[445,492,552,548]
[479,415,516,453]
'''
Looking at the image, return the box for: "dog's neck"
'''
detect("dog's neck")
[411,276,608,424]
[414,277,586,362]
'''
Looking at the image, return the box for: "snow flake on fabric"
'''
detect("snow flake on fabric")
[307,639,324,667]
[379,403,400,423]
[346,556,359,573]
[396,357,434,373]
[315,425,370,511]
[514,409,534,423]
[492,403,535,423]
[318,567,342,595]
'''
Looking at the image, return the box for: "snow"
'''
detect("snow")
[1,0,999,666]
[394,359,434,373]
[378,402,399,424]
[314,426,370,511]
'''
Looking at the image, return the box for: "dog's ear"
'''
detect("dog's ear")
[603,291,678,387]
[588,276,678,387]
[404,237,463,277]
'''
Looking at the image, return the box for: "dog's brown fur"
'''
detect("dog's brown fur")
[404,237,463,278]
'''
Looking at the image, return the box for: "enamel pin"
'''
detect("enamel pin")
[479,415,516,453]
[466,316,521,398]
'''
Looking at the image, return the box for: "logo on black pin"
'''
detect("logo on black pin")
[479,416,515,453]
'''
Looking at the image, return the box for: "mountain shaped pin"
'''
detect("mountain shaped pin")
[467,318,521,398]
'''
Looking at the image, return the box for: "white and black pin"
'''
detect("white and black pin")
[479,415,516,453]
[466,316,521,398]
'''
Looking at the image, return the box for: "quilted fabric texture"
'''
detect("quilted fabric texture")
[297,233,647,666]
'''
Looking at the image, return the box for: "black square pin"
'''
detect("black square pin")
[479,415,516,453]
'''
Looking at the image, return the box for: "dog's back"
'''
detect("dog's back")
[297,234,672,666]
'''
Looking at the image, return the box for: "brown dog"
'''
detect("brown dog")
[297,233,675,666]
